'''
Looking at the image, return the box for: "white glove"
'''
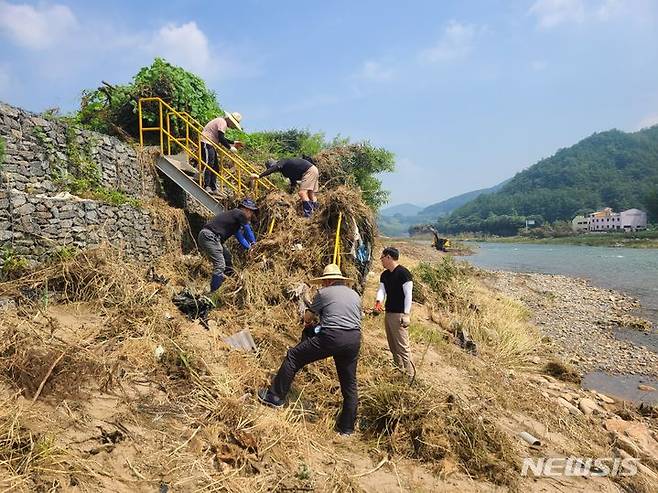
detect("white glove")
[401,314,410,328]
[230,146,238,153]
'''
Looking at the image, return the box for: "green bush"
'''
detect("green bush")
[89,188,140,207]
[1,248,29,281]
[413,257,471,301]
[338,142,394,210]
[76,58,222,142]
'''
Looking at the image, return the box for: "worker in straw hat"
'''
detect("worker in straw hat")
[197,198,258,292]
[250,155,320,217]
[258,263,362,436]
[201,111,244,193]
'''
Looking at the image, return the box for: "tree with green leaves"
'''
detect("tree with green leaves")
[76,58,222,142]
[315,142,395,210]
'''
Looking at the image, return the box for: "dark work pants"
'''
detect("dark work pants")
[270,328,361,433]
[197,229,234,277]
[201,142,218,190]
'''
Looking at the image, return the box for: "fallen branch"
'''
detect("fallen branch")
[32,351,66,403]
[350,457,388,478]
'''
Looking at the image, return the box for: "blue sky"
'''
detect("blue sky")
[1,0,657,207]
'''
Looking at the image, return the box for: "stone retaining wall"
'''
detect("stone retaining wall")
[0,190,180,268]
[0,101,158,198]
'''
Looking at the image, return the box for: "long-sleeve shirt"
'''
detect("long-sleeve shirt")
[203,209,256,249]
[258,158,312,185]
[376,265,413,314]
[202,117,234,149]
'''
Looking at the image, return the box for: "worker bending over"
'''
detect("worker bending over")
[252,156,319,217]
[258,263,361,436]
[197,198,258,292]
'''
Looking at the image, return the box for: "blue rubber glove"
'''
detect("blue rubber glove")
[243,224,256,245]
[235,229,251,250]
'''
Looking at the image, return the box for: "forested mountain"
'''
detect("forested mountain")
[421,181,507,218]
[378,182,503,236]
[380,203,423,217]
[438,126,658,235]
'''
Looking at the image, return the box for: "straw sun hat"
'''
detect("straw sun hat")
[311,263,353,284]
[225,111,242,131]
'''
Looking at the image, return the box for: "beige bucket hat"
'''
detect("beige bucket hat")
[225,111,243,131]
[311,263,353,283]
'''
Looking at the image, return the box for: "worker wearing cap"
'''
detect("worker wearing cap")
[258,263,362,436]
[373,247,415,377]
[201,112,244,193]
[197,198,258,292]
[251,156,319,217]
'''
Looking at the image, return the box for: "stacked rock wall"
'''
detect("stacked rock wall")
[0,101,180,269]
[0,102,158,197]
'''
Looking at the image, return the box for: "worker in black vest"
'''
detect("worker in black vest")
[197,198,258,292]
[251,157,320,217]
[373,246,415,377]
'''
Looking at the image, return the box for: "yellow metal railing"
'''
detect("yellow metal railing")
[333,212,343,267]
[138,97,274,197]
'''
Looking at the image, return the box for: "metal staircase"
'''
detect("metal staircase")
[137,97,275,214]
[155,154,224,215]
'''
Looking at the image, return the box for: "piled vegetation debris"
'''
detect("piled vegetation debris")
[222,185,375,309]
[360,371,519,487]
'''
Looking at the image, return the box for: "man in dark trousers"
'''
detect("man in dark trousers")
[197,198,258,292]
[201,111,244,193]
[258,263,362,436]
[251,156,320,217]
[374,247,415,377]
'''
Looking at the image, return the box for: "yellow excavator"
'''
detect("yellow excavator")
[429,226,451,252]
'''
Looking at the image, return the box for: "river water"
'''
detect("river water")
[468,242,658,326]
[467,242,658,403]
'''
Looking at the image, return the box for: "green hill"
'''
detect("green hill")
[420,181,507,218]
[439,126,658,235]
[380,203,423,217]
[378,182,506,236]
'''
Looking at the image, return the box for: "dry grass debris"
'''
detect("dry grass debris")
[413,258,541,368]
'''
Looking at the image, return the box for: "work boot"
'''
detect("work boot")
[210,273,224,292]
[302,201,313,217]
[332,431,355,444]
[257,389,284,408]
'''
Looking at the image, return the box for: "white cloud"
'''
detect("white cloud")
[0,1,77,49]
[528,0,639,28]
[529,0,586,29]
[596,0,623,20]
[531,60,549,71]
[0,4,258,84]
[420,20,479,64]
[356,60,394,81]
[637,113,658,130]
[146,22,211,76]
[132,22,259,81]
